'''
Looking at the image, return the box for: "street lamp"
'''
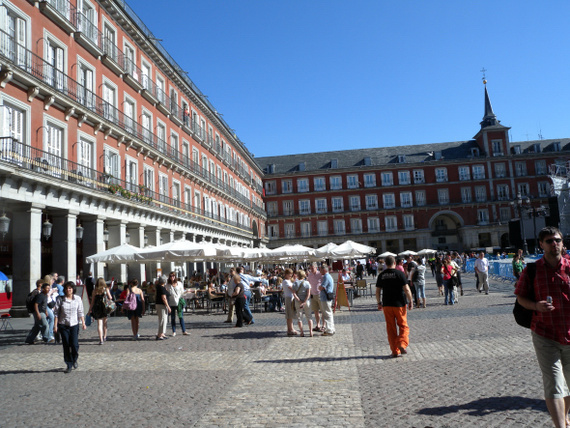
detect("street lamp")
[511,193,529,255]
[0,211,10,240]
[42,215,53,240]
[76,223,84,243]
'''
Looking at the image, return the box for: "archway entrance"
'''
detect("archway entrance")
[429,212,464,251]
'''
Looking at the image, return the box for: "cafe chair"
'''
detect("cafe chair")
[355,280,369,298]
[0,312,14,332]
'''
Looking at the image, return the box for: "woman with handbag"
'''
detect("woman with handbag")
[166,272,188,337]
[88,278,113,345]
[155,276,171,340]
[124,279,145,340]
[441,258,456,306]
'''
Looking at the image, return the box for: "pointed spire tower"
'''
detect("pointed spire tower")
[473,77,510,156]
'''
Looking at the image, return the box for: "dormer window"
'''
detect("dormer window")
[471,148,480,157]
[330,159,338,168]
[434,151,442,160]
[512,145,521,154]
[267,164,275,174]
[364,157,371,166]
[491,140,503,156]
[298,162,305,172]
[398,155,406,163]
[532,143,541,153]
[553,142,561,152]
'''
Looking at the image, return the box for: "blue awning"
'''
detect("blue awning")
[0,271,8,281]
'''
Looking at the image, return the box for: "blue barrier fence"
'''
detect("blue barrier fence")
[465,256,543,281]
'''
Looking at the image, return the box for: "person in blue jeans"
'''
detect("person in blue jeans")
[237,266,264,325]
[166,273,188,336]
[25,283,51,344]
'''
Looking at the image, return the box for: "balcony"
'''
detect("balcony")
[0,31,263,218]
[0,138,252,233]
[74,12,104,57]
[101,37,125,76]
[141,75,158,104]
[156,87,171,116]
[41,0,77,34]
[123,58,144,92]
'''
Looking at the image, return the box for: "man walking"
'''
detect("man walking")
[376,255,413,358]
[318,265,335,336]
[25,283,51,344]
[307,263,323,332]
[515,226,570,428]
[474,251,489,294]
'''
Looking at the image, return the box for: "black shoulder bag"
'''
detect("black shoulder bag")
[513,263,536,329]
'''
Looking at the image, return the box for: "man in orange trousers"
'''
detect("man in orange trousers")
[376,255,413,358]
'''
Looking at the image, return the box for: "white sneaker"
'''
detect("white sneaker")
[172,332,176,337]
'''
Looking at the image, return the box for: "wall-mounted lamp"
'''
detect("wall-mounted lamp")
[42,215,53,240]
[103,227,110,243]
[125,232,131,245]
[76,223,84,243]
[0,211,10,240]
[144,234,149,247]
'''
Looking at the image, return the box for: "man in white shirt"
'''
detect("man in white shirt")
[474,251,490,294]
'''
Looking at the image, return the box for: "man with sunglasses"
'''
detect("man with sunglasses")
[515,226,570,428]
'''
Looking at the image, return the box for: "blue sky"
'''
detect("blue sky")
[130,0,570,157]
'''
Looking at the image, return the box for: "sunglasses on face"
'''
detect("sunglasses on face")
[544,238,563,244]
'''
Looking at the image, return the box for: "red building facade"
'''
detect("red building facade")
[258,86,561,254]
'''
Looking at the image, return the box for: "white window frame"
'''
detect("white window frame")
[435,167,448,182]
[364,173,376,187]
[494,162,506,178]
[461,187,472,203]
[350,195,361,211]
[383,193,395,209]
[385,216,397,232]
[282,179,293,194]
[415,190,426,206]
[458,166,470,181]
[314,176,326,191]
[400,191,413,208]
[315,198,327,214]
[475,186,487,202]
[332,197,344,212]
[299,199,311,215]
[330,175,342,190]
[381,172,393,186]
[297,178,309,192]
[398,170,410,185]
[367,217,380,233]
[413,169,425,184]
[350,218,362,234]
[403,214,414,231]
[472,164,485,180]
[438,188,449,204]
[366,194,378,210]
[347,174,359,189]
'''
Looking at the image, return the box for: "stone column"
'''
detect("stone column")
[11,204,43,317]
[127,224,145,284]
[52,211,78,283]
[147,228,161,281]
[161,229,174,275]
[107,221,127,282]
[82,217,105,280]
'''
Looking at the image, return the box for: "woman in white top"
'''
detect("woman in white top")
[282,268,298,336]
[54,281,86,373]
[166,272,188,336]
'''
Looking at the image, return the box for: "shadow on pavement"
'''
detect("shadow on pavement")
[0,368,63,375]
[254,355,389,364]
[417,396,546,416]
[208,330,282,340]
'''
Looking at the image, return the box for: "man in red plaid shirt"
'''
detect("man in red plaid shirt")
[515,226,570,428]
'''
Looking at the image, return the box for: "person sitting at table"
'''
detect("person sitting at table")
[269,277,283,312]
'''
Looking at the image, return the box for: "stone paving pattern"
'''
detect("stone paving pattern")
[0,274,553,427]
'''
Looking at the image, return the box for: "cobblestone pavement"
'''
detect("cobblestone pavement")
[0,274,553,427]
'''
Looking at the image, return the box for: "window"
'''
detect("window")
[494,163,506,178]
[492,140,503,156]
[267,224,279,238]
[317,221,328,236]
[517,183,530,197]
[330,176,342,190]
[156,75,165,104]
[124,97,135,134]
[381,172,393,186]
[334,219,346,235]
[435,168,448,182]
[458,166,470,181]
[385,216,397,232]
[143,166,154,194]
[267,201,278,217]
[170,88,178,116]
[350,196,361,211]
[141,61,152,91]
[553,142,562,152]
[364,173,376,187]
[475,186,487,202]
[76,136,93,179]
[398,171,410,185]
[472,165,485,180]
[158,174,168,203]
[172,181,180,207]
[366,194,378,210]
[350,218,362,234]
[125,157,137,192]
[400,192,413,208]
[332,197,344,212]
[513,145,521,154]
[297,178,309,192]
[438,188,449,204]
[45,36,65,90]
[301,222,311,238]
[102,81,117,121]
[156,122,167,153]
[299,200,311,215]
[283,200,294,216]
[403,214,414,230]
[124,43,135,75]
[282,179,292,194]
[141,110,152,144]
[347,174,359,189]
[184,187,192,210]
[413,169,425,184]
[535,160,547,175]
[367,217,380,233]
[461,187,472,203]
[314,177,326,191]
[4,3,29,67]
[515,162,527,177]
[316,198,327,214]
[77,60,95,109]
[415,190,426,206]
[500,207,511,223]
[497,184,510,201]
[1,101,27,162]
[44,119,65,173]
[383,193,395,209]
[538,182,550,197]
[284,223,295,239]
[265,181,276,195]
[477,209,489,225]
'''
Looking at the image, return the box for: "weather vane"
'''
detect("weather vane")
[480,67,487,84]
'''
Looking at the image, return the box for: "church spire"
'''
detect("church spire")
[480,79,499,129]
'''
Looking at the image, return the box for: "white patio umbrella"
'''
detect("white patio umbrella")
[398,250,418,256]
[85,243,141,264]
[378,251,397,258]
[417,248,437,255]
[262,244,322,263]
[330,240,376,259]
[135,240,222,262]
[216,246,267,262]
[315,242,339,258]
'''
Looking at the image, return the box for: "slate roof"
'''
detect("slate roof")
[255,138,570,175]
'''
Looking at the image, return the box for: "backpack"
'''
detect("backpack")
[412,269,419,282]
[513,263,536,328]
[123,291,138,311]
[26,289,39,313]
